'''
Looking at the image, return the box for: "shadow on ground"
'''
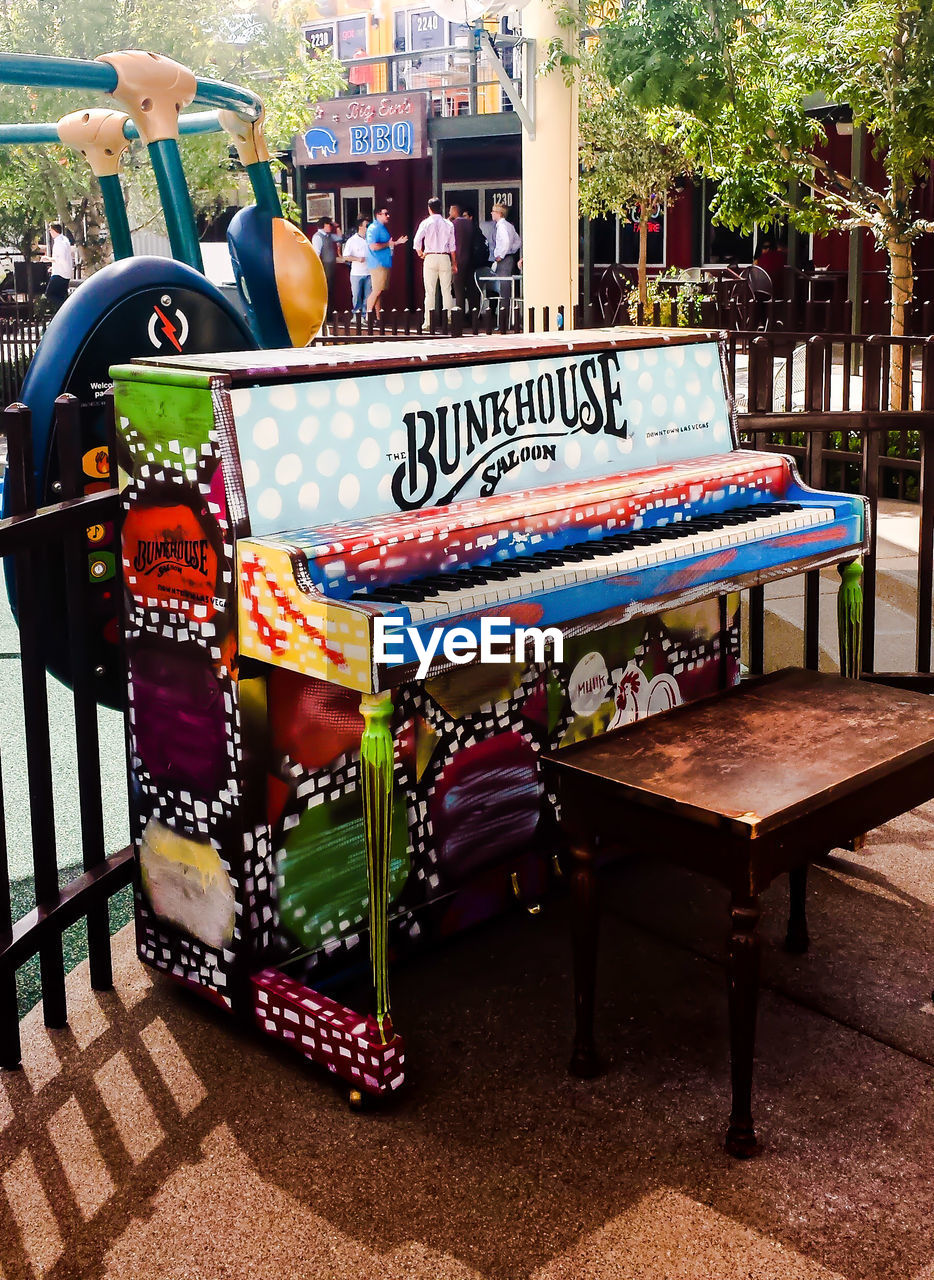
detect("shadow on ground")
[2,804,934,1279]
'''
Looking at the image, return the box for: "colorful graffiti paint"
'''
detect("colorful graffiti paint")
[113,331,865,1096]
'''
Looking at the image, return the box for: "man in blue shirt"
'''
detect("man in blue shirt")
[365,207,408,317]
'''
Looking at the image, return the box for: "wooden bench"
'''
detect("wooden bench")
[542,669,934,1156]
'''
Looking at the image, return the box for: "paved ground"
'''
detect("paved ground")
[3,800,934,1279]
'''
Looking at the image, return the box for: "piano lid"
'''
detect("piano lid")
[114,328,727,386]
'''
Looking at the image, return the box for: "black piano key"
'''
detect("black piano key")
[351,588,408,604]
[348,499,819,607]
[389,582,441,598]
[417,574,474,589]
[476,565,521,580]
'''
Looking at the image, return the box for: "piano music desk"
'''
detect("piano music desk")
[542,668,934,1156]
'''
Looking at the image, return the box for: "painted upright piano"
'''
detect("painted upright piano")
[113,329,867,1098]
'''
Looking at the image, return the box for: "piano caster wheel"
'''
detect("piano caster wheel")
[348,1088,366,1110]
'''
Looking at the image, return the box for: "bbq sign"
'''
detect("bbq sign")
[230,340,735,537]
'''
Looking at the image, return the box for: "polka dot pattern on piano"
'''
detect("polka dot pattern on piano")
[227,342,734,537]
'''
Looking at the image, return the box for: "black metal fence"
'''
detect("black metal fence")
[0,309,46,407]
[729,332,934,683]
[0,396,132,1067]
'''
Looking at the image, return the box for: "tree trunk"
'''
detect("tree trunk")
[886,234,913,408]
[638,194,649,310]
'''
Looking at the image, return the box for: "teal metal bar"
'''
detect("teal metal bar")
[0,53,116,92]
[0,53,263,121]
[98,173,133,260]
[149,139,203,273]
[193,78,262,121]
[246,160,282,219]
[0,123,59,143]
[178,113,224,137]
[0,113,222,147]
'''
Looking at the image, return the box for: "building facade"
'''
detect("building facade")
[292,1,934,330]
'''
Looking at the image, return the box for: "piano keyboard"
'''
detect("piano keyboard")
[349,502,835,623]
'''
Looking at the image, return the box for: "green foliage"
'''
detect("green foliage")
[0,0,344,264]
[586,0,934,335]
[627,267,701,325]
[578,56,691,300]
[579,70,687,218]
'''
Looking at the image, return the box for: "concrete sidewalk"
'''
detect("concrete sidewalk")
[3,797,934,1280]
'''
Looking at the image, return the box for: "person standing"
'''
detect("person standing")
[365,207,408,318]
[451,205,481,314]
[490,202,521,310]
[342,217,371,314]
[413,196,456,332]
[45,221,73,310]
[311,217,340,315]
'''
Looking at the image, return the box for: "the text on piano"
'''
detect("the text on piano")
[374,616,564,679]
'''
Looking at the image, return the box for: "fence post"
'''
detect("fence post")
[915,340,934,673]
[801,339,827,669]
[55,395,116,992]
[4,403,67,1031]
[0,415,17,1064]
[859,340,884,673]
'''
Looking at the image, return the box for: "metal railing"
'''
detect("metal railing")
[730,332,934,682]
[0,308,46,408]
[333,38,529,118]
[0,395,132,1066]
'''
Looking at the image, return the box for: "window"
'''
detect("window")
[701,179,754,265]
[410,9,446,50]
[341,187,375,235]
[589,202,667,269]
[303,24,334,55]
[337,15,367,60]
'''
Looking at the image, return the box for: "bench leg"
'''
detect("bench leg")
[568,838,601,1077]
[726,894,760,1158]
[785,864,810,954]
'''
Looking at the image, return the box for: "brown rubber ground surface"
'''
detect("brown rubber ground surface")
[3,802,934,1279]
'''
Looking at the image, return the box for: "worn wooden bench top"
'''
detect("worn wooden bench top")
[544,668,934,840]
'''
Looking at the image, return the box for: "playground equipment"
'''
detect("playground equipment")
[0,50,328,706]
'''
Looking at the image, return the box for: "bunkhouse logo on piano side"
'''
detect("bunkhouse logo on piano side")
[123,503,223,620]
[132,534,210,579]
[390,350,629,510]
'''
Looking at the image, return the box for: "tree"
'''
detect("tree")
[585,0,934,391]
[578,65,690,308]
[0,0,343,278]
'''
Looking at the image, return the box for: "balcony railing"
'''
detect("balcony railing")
[334,38,529,118]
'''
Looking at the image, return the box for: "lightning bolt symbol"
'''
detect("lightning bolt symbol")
[153,304,183,353]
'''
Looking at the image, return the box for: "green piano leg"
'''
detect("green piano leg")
[359,690,395,1043]
[837,559,864,679]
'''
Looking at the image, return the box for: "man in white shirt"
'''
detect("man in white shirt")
[412,196,457,332]
[342,217,371,314]
[46,222,74,309]
[490,202,521,309]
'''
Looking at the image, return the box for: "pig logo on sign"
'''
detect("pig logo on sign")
[304,127,339,160]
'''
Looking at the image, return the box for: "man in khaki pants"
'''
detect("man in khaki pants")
[413,197,457,332]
